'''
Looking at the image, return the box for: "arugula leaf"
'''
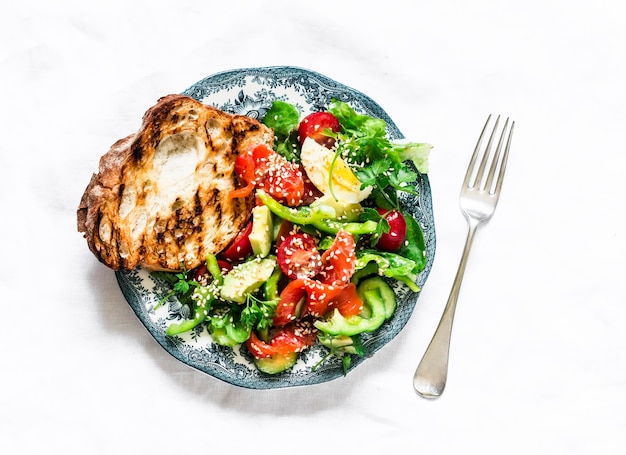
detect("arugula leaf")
[329,100,387,136]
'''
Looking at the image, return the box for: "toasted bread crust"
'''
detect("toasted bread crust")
[77,94,273,271]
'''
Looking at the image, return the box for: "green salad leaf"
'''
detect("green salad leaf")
[395,212,427,272]
[262,101,301,161]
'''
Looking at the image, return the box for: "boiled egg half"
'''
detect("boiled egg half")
[300,137,372,203]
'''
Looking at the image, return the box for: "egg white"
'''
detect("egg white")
[300,137,372,203]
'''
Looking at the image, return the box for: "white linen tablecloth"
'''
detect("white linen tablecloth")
[2,1,624,453]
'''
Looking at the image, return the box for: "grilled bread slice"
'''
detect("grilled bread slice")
[77,94,274,271]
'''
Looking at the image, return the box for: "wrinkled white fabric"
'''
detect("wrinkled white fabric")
[2,0,625,453]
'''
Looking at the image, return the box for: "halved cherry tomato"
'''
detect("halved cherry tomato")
[297,112,341,148]
[246,321,318,359]
[219,221,253,262]
[275,220,297,249]
[375,208,407,251]
[328,282,363,317]
[192,260,232,283]
[318,229,357,287]
[277,233,322,280]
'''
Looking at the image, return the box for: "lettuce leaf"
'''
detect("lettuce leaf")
[262,101,301,161]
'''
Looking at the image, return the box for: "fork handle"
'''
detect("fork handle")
[413,220,479,398]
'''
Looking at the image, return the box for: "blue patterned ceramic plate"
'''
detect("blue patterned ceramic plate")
[115,66,435,389]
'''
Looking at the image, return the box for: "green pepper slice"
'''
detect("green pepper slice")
[257,190,378,235]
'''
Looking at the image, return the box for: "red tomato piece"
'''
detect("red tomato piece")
[275,220,298,249]
[298,165,323,205]
[273,278,344,326]
[192,264,210,284]
[297,111,341,148]
[273,279,307,326]
[192,260,232,284]
[219,221,253,262]
[318,229,357,287]
[376,208,407,251]
[230,144,305,206]
[229,149,256,199]
[301,279,343,318]
[252,144,304,206]
[328,282,363,317]
[217,260,233,274]
[246,321,318,359]
[277,233,322,280]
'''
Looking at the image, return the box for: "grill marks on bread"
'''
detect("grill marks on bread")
[77,95,274,271]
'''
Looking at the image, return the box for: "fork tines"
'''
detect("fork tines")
[464,115,515,195]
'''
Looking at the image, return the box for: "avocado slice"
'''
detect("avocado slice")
[220,256,277,303]
[249,205,273,258]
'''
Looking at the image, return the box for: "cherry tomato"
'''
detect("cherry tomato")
[246,321,318,359]
[218,260,233,274]
[275,220,297,249]
[277,233,322,280]
[192,260,232,283]
[376,208,407,251]
[318,229,357,287]
[328,282,363,317]
[297,111,341,148]
[220,221,253,262]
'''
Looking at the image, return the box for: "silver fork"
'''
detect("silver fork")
[413,115,515,399]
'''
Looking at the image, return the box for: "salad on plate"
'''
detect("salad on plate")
[151,99,432,375]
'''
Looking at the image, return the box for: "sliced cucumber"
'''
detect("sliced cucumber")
[210,327,239,347]
[254,352,297,375]
[314,276,396,337]
[357,276,396,319]
[318,334,358,355]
